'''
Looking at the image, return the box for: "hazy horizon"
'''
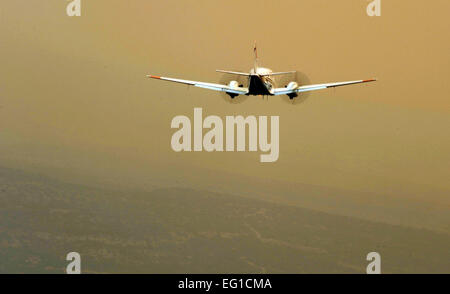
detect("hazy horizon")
[0,0,449,273]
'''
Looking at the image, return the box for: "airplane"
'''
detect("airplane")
[147,43,376,101]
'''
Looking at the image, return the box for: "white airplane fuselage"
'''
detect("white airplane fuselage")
[247,67,275,96]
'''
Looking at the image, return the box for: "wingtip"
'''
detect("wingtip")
[363,78,377,83]
[146,75,161,79]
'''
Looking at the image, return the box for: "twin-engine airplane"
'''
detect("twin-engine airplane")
[147,43,376,100]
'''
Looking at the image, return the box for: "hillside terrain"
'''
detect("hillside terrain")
[0,167,448,273]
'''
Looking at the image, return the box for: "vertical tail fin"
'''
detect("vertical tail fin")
[253,41,258,73]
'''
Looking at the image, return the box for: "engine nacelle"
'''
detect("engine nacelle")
[228,81,239,88]
[286,82,298,90]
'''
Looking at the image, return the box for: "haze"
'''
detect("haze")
[0,0,449,273]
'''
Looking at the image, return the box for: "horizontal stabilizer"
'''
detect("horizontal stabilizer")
[262,71,296,76]
[216,70,251,76]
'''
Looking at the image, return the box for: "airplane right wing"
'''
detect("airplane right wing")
[147,75,249,96]
[273,79,377,96]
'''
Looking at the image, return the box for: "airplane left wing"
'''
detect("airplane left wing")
[147,75,248,96]
[273,79,376,96]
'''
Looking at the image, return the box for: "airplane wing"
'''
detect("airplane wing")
[147,75,248,95]
[273,79,376,96]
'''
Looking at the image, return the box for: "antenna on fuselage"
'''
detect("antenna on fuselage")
[253,41,258,74]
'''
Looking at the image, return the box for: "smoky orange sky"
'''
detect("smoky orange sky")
[1,0,449,208]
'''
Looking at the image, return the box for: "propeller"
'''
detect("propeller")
[275,70,312,105]
[218,70,249,104]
